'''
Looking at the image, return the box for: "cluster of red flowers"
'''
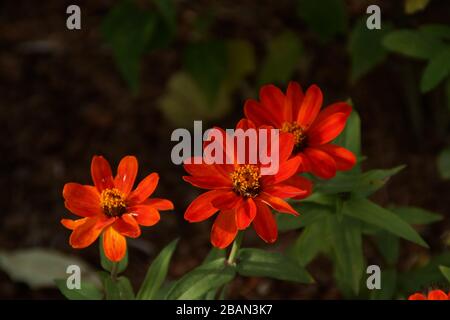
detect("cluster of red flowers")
[61,82,356,260]
[408,290,450,300]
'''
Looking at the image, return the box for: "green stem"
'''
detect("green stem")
[227,232,244,265]
[110,262,118,282]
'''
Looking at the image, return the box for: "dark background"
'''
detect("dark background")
[0,0,449,299]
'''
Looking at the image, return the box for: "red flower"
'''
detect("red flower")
[61,156,174,262]
[244,82,356,179]
[183,119,312,248]
[408,290,450,300]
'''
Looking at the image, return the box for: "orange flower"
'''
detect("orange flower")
[183,119,312,248]
[244,82,356,179]
[408,290,450,300]
[61,155,173,262]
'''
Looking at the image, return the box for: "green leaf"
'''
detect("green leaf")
[203,247,226,265]
[334,109,361,158]
[184,41,227,103]
[236,248,313,283]
[344,198,428,247]
[419,24,450,41]
[224,39,256,91]
[354,165,406,197]
[383,29,445,60]
[137,239,179,300]
[437,147,450,179]
[374,231,399,265]
[290,222,328,266]
[258,30,302,85]
[101,0,157,92]
[100,236,128,274]
[297,0,347,42]
[349,19,392,82]
[277,202,331,231]
[0,248,98,289]
[370,269,397,300]
[159,72,232,126]
[55,279,103,300]
[165,258,236,300]
[439,266,450,283]
[327,215,364,294]
[103,275,135,300]
[391,206,442,225]
[421,48,450,93]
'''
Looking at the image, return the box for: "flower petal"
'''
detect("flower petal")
[258,192,298,215]
[262,156,301,185]
[259,84,286,127]
[252,201,277,243]
[296,84,323,129]
[408,293,427,300]
[61,218,88,230]
[244,99,278,128]
[142,198,174,211]
[113,213,141,238]
[211,191,241,210]
[183,161,232,187]
[114,156,138,196]
[129,205,161,226]
[317,144,356,171]
[307,112,347,146]
[69,216,115,249]
[91,156,114,192]
[102,226,127,262]
[182,176,232,190]
[313,102,352,125]
[304,147,337,179]
[210,210,238,249]
[63,183,101,217]
[236,198,257,230]
[264,176,312,199]
[286,81,304,121]
[184,190,223,222]
[427,290,448,300]
[127,173,159,205]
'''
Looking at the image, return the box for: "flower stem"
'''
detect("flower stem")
[227,232,244,265]
[110,262,118,282]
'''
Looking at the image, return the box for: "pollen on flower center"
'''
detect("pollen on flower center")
[281,122,307,152]
[100,188,126,217]
[230,165,261,198]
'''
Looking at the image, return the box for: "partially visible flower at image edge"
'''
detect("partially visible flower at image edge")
[183,119,312,249]
[244,81,356,179]
[61,155,174,262]
[408,289,450,300]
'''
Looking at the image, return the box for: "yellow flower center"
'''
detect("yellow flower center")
[281,122,307,152]
[100,188,126,217]
[230,165,261,198]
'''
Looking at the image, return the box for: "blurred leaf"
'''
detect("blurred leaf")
[419,24,450,40]
[437,147,450,179]
[404,0,431,14]
[159,72,232,126]
[55,279,103,300]
[224,39,256,90]
[439,266,450,283]
[102,0,157,93]
[297,0,347,42]
[103,275,135,300]
[349,19,392,82]
[391,206,442,225]
[258,31,302,85]
[333,108,361,173]
[203,247,226,264]
[328,215,364,294]
[290,221,329,266]
[420,47,450,92]
[399,252,450,293]
[0,248,98,289]
[184,41,227,103]
[277,202,331,231]
[137,239,179,300]
[374,231,399,265]
[344,199,428,247]
[100,236,128,274]
[370,269,397,300]
[153,0,176,31]
[165,258,236,300]
[383,30,445,60]
[236,249,313,283]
